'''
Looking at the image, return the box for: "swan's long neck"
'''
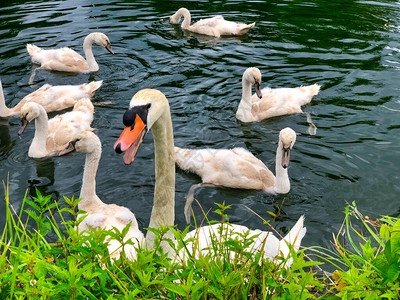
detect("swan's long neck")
[146,105,176,250]
[79,145,104,211]
[241,74,253,107]
[29,107,49,158]
[274,142,290,194]
[236,75,253,121]
[0,80,12,118]
[178,8,191,29]
[83,35,99,72]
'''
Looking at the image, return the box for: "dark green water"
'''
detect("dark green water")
[0,0,399,250]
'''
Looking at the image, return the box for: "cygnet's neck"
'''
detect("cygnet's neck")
[236,74,254,121]
[241,73,253,106]
[177,8,191,29]
[0,80,13,118]
[274,141,290,194]
[79,145,104,211]
[83,35,99,72]
[29,107,49,158]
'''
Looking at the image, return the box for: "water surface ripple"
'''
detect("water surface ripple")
[0,0,399,250]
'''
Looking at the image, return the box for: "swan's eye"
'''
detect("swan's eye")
[146,103,151,109]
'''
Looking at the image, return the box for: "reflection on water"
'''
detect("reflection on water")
[0,120,13,160]
[30,158,56,195]
[0,0,400,249]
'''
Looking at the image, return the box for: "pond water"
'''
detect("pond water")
[0,0,400,251]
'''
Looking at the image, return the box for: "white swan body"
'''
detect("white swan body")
[170,8,255,37]
[184,217,306,267]
[18,99,94,158]
[114,89,305,267]
[60,131,144,261]
[175,127,296,194]
[0,79,102,118]
[27,32,114,73]
[236,67,320,123]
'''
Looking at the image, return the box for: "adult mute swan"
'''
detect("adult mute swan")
[59,131,144,261]
[169,8,255,37]
[0,79,102,118]
[18,98,94,158]
[27,32,114,73]
[236,67,320,134]
[113,89,305,266]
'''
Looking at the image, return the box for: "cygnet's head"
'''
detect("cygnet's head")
[86,32,114,54]
[59,131,101,156]
[18,102,43,136]
[279,127,297,169]
[169,8,189,24]
[243,67,262,98]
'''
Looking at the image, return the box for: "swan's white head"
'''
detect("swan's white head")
[85,32,114,54]
[279,127,296,169]
[114,89,169,165]
[59,131,101,156]
[169,8,189,24]
[243,67,262,98]
[18,102,43,136]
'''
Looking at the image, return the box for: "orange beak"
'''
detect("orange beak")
[114,115,147,165]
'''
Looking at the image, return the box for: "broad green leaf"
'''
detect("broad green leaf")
[165,284,188,296]
[390,219,400,256]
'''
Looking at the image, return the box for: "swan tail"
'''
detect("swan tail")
[301,84,320,97]
[83,80,103,97]
[274,216,306,268]
[26,44,41,57]
[237,22,255,34]
[73,98,94,115]
[174,146,193,171]
[281,215,306,252]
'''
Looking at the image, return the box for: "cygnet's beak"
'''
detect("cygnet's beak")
[254,81,262,99]
[59,140,77,156]
[282,146,291,169]
[105,42,114,54]
[18,117,29,136]
[114,115,148,165]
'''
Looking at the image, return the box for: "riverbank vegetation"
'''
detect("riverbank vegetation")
[0,181,398,299]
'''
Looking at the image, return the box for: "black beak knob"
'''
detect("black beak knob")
[115,143,122,154]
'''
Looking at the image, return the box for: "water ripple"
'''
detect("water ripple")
[0,0,400,250]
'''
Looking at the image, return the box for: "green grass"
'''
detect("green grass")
[316,202,400,299]
[0,179,398,299]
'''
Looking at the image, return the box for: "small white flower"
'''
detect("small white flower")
[30,279,37,286]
